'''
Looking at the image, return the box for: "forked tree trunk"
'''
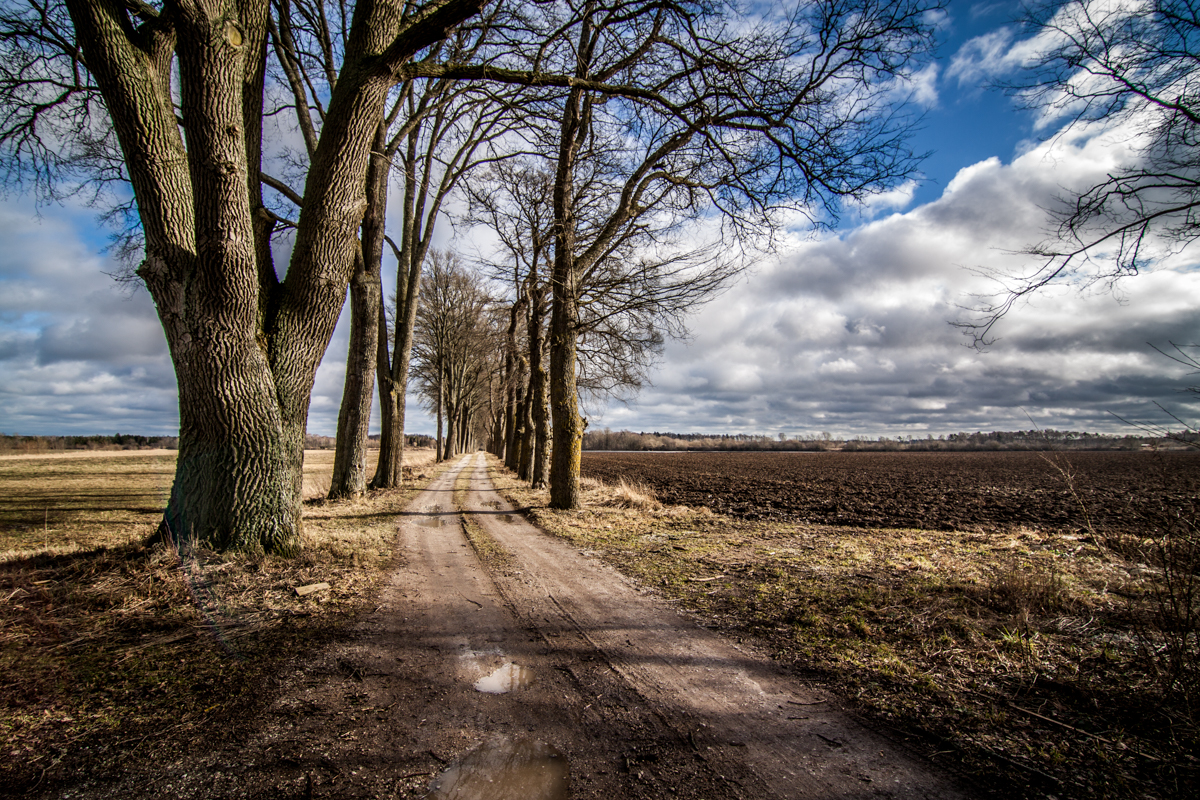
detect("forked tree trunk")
[166,337,306,554]
[371,121,433,488]
[66,0,484,553]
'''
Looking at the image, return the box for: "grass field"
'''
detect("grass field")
[0,448,438,794]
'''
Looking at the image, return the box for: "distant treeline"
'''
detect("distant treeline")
[0,433,180,453]
[305,433,436,449]
[583,428,1194,452]
[2,432,440,454]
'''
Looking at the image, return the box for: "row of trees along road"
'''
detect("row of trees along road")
[0,0,942,554]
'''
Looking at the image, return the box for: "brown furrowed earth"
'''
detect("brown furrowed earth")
[581,450,1200,533]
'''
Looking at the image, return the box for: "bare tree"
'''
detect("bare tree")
[261,3,533,499]
[465,161,555,484]
[410,250,498,460]
[958,0,1200,346]
[517,0,940,508]
[366,20,538,491]
[451,1,937,507]
[0,0,485,553]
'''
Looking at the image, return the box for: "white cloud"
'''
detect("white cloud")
[854,180,919,219]
[885,62,940,110]
[595,111,1200,438]
[818,358,860,375]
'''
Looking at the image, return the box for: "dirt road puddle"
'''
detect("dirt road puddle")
[473,661,535,694]
[416,516,446,528]
[427,735,568,800]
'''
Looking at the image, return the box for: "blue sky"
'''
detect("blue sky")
[2,0,1198,439]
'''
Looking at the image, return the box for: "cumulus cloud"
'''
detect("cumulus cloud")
[0,200,179,435]
[592,116,1200,438]
[853,180,919,219]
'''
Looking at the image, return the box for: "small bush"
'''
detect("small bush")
[1132,501,1200,710]
[987,556,1073,616]
[612,478,661,510]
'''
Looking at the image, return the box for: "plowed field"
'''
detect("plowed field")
[581,450,1200,532]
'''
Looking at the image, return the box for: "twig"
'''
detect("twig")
[398,770,434,780]
[967,737,1061,786]
[1007,703,1160,761]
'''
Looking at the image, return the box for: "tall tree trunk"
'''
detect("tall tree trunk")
[549,273,583,508]
[444,398,457,460]
[502,295,524,467]
[371,128,425,488]
[529,288,551,488]
[517,361,534,481]
[372,302,403,479]
[330,122,390,499]
[435,375,444,462]
[328,248,380,499]
[508,378,526,471]
[548,80,588,509]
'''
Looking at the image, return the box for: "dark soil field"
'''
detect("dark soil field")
[582,450,1200,533]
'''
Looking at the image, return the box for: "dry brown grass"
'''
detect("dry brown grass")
[0,447,442,794]
[489,456,1197,800]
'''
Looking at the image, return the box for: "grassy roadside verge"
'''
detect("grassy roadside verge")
[487,456,1197,800]
[454,461,517,572]
[0,449,444,795]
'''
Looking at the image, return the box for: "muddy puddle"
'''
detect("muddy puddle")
[428,735,568,800]
[473,662,535,694]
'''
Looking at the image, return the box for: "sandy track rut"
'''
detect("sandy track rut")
[449,452,974,799]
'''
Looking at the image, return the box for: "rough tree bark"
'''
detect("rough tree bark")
[328,124,388,499]
[516,352,535,480]
[528,283,551,488]
[59,0,483,552]
[547,76,588,509]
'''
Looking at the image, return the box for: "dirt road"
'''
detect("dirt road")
[59,453,977,799]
